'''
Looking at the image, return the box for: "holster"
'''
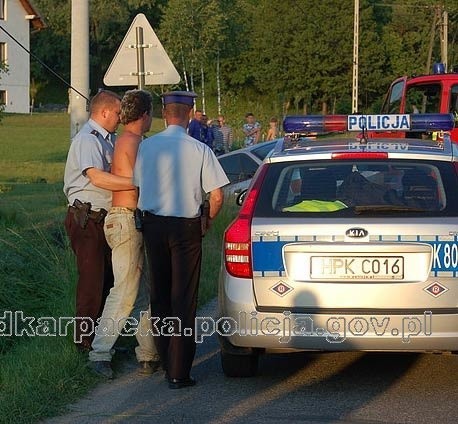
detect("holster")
[134,208,143,231]
[72,199,91,229]
[200,199,211,237]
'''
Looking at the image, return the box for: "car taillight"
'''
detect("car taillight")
[224,164,268,278]
[224,219,252,278]
[331,152,388,160]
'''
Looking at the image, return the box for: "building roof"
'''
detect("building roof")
[19,0,46,30]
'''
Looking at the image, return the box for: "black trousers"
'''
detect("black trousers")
[65,208,113,349]
[142,214,202,380]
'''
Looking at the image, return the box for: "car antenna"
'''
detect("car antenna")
[357,111,368,144]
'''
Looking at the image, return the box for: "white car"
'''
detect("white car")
[217,140,279,198]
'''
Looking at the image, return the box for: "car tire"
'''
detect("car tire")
[220,350,259,377]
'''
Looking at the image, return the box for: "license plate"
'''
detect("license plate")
[310,256,404,280]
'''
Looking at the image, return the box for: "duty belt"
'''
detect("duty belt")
[69,206,107,223]
[69,200,107,224]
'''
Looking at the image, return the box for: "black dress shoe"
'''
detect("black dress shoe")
[168,376,196,389]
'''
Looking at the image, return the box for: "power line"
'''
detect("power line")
[0,25,89,102]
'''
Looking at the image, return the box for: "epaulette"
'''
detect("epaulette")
[91,129,100,137]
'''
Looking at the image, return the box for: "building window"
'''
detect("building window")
[0,0,4,20]
[0,42,6,64]
[0,90,6,105]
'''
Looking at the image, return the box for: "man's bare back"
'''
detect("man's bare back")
[111,130,142,208]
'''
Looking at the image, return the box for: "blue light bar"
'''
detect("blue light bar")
[410,113,455,132]
[283,115,347,134]
[283,113,455,134]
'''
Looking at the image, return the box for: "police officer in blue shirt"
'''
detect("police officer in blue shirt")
[188,109,204,142]
[64,90,134,351]
[133,91,229,389]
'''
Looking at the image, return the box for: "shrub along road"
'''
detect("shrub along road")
[44,299,458,424]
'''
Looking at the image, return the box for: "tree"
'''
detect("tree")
[30,0,164,102]
[357,1,389,112]
[30,0,71,103]
[231,0,382,115]
[159,0,229,112]
[27,0,458,118]
[380,0,458,77]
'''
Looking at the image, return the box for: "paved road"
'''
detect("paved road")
[45,300,458,424]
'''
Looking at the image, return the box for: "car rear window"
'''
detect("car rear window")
[255,159,458,217]
[251,141,276,161]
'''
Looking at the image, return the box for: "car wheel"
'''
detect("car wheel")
[220,350,259,377]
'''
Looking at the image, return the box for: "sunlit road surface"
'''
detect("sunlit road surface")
[45,300,458,424]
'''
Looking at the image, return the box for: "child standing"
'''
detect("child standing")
[266,117,279,141]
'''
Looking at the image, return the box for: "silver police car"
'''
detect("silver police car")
[218,113,458,377]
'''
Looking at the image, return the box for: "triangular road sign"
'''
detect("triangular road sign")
[104,13,180,86]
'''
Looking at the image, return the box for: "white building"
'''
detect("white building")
[0,0,45,113]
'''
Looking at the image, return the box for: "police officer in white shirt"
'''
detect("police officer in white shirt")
[133,91,229,389]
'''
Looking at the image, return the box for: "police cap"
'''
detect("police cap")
[161,91,197,107]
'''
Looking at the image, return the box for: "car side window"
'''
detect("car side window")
[218,155,242,183]
[251,142,276,160]
[405,84,441,114]
[219,154,258,183]
[382,80,404,114]
[240,155,258,179]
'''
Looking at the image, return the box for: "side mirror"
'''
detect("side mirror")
[236,189,248,206]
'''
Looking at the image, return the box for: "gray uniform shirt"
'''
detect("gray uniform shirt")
[133,125,229,218]
[63,119,114,211]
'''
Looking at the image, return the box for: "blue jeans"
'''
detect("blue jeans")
[89,207,159,363]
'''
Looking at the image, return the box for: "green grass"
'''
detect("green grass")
[0,113,70,183]
[200,203,237,303]
[0,211,100,423]
[0,336,101,423]
[0,112,238,423]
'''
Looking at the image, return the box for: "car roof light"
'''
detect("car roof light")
[410,113,455,132]
[283,115,347,134]
[283,113,455,135]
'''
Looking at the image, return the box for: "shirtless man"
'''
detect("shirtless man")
[89,90,160,379]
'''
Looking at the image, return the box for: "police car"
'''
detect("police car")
[218,113,458,377]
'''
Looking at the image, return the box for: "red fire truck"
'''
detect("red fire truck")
[373,64,458,141]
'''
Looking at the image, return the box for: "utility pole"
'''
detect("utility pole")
[426,6,448,74]
[70,0,89,139]
[352,0,359,113]
[440,7,448,71]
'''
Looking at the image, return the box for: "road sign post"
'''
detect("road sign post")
[136,26,145,89]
